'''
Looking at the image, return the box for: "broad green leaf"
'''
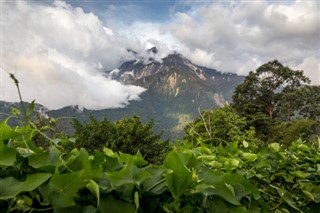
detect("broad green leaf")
[106,161,151,201]
[197,168,240,205]
[86,179,100,207]
[98,195,135,213]
[67,148,102,179]
[0,141,16,166]
[225,173,260,200]
[0,118,19,141]
[143,165,167,194]
[0,173,51,199]
[119,151,148,167]
[29,145,62,169]
[164,149,193,200]
[48,170,84,208]
[242,153,257,162]
[270,143,280,152]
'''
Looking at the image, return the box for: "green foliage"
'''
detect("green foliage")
[71,115,171,164]
[232,60,312,140]
[277,85,320,122]
[269,119,319,146]
[2,69,320,212]
[1,114,320,212]
[184,106,261,146]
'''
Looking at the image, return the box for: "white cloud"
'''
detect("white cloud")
[163,0,320,80]
[292,56,320,85]
[1,0,146,109]
[2,0,319,111]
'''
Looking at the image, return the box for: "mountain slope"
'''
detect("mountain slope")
[50,50,244,139]
[2,50,245,140]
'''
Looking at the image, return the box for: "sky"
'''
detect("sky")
[1,0,319,110]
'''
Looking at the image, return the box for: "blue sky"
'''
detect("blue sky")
[1,0,319,109]
[65,0,184,23]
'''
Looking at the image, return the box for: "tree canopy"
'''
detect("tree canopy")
[232,60,319,141]
[184,106,260,146]
[70,115,171,164]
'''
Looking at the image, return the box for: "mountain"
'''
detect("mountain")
[49,49,245,139]
[1,49,245,140]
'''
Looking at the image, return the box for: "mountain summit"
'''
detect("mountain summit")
[108,49,243,108]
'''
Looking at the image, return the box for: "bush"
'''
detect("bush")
[184,106,261,146]
[70,115,171,164]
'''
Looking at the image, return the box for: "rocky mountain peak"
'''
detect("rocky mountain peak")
[148,46,158,54]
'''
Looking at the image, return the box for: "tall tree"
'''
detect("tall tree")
[232,60,311,139]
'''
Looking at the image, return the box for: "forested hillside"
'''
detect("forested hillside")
[1,61,320,212]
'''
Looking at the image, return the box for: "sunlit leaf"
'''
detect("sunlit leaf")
[86,179,100,207]
[0,173,51,199]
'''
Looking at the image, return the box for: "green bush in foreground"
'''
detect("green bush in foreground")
[70,115,171,165]
[1,115,320,212]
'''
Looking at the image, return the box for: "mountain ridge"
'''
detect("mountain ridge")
[1,49,245,139]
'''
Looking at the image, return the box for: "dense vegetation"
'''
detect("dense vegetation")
[70,115,171,165]
[1,61,320,212]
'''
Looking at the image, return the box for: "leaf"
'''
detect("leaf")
[0,173,51,199]
[67,148,102,179]
[0,118,19,141]
[48,170,84,208]
[242,153,257,162]
[26,100,35,116]
[197,168,240,205]
[134,191,139,210]
[225,173,260,200]
[300,182,320,203]
[86,179,100,207]
[142,165,167,195]
[276,187,299,210]
[242,140,249,148]
[106,160,151,201]
[0,141,16,166]
[29,145,63,169]
[11,107,20,116]
[270,143,280,152]
[164,149,193,200]
[98,194,135,213]
[119,151,148,167]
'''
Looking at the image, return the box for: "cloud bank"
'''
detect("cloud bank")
[2,1,145,109]
[1,0,319,110]
[163,0,319,83]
